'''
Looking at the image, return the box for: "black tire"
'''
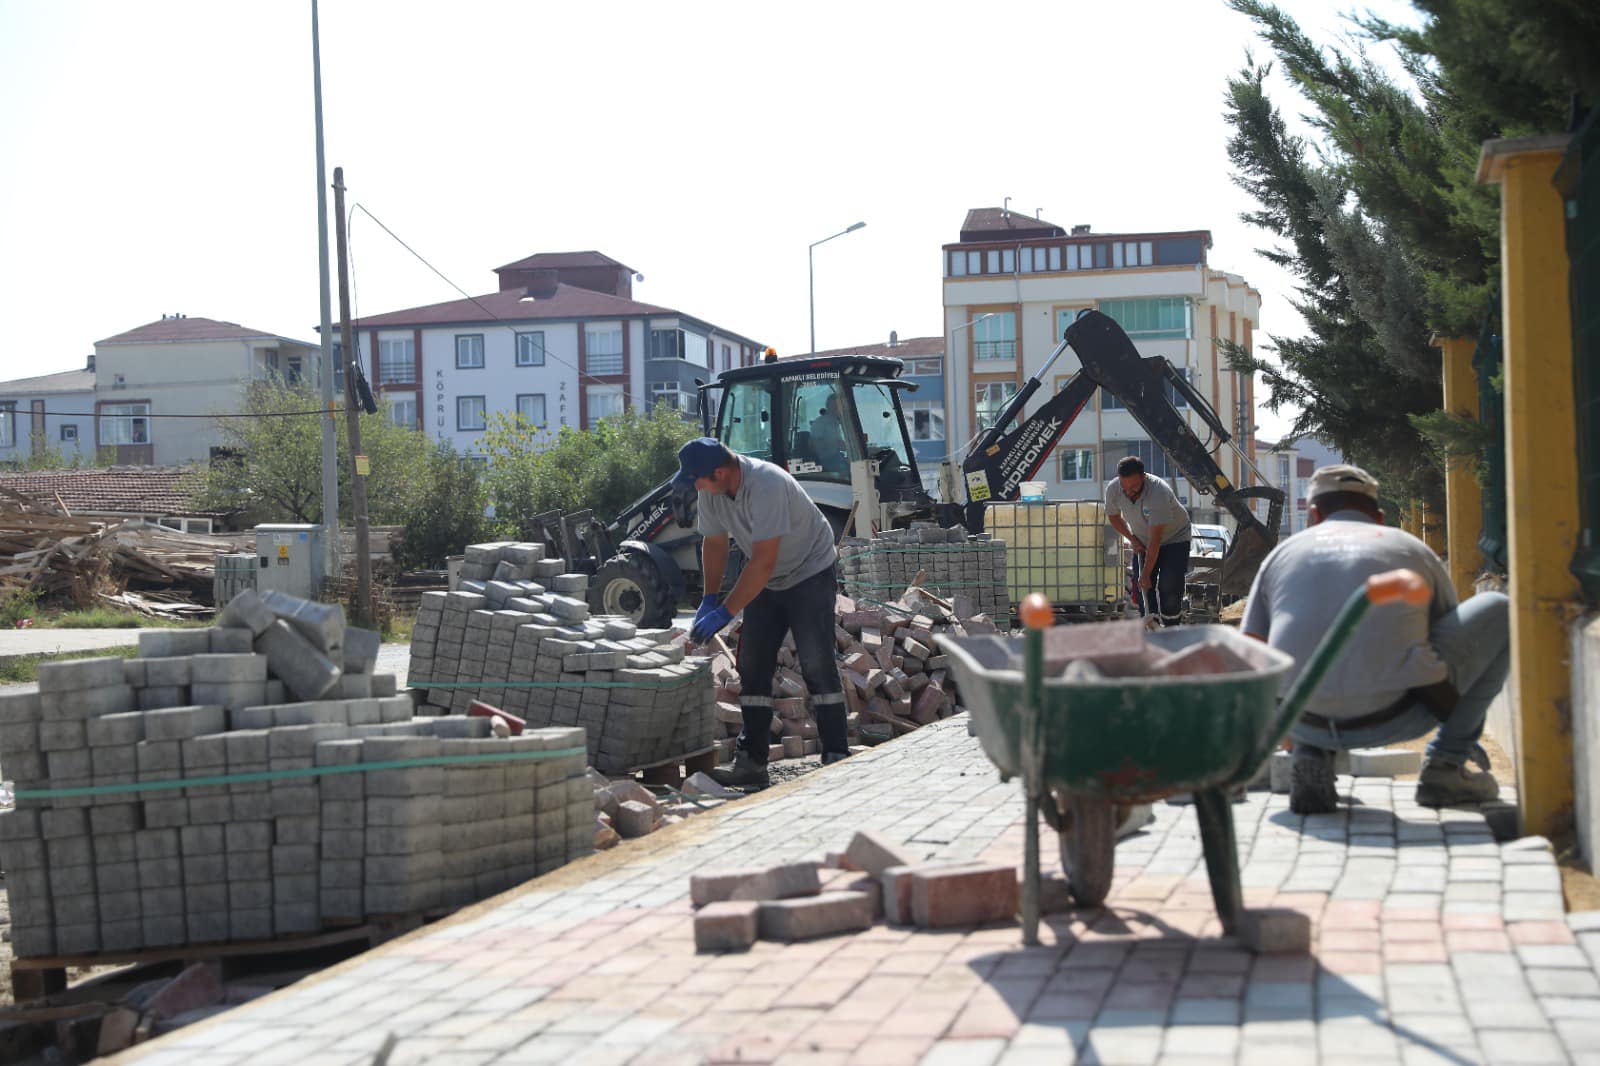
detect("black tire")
[1055,793,1116,907]
[589,552,675,628]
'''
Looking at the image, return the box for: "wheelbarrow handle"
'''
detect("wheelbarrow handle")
[1245,567,1428,768]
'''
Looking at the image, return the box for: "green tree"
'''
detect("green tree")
[185,378,437,526]
[393,443,493,569]
[479,404,699,535]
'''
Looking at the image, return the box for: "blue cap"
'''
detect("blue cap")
[672,437,731,491]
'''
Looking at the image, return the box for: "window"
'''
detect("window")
[1059,448,1094,481]
[516,393,546,425]
[1067,245,1080,271]
[986,250,1000,273]
[718,379,773,459]
[1001,248,1015,273]
[1100,297,1191,339]
[515,332,545,367]
[379,338,415,384]
[284,355,303,385]
[1278,454,1291,487]
[904,357,942,376]
[783,379,854,481]
[1104,439,1176,480]
[586,325,623,375]
[973,312,1017,360]
[721,343,732,371]
[100,402,150,445]
[974,381,1018,431]
[649,329,682,361]
[456,395,486,431]
[388,395,416,429]
[949,250,966,277]
[0,402,13,447]
[586,385,625,423]
[905,400,945,442]
[649,382,693,415]
[455,334,485,369]
[60,424,78,442]
[1048,246,1061,271]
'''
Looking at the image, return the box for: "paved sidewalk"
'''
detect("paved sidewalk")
[124,718,1599,1066]
[0,627,151,662]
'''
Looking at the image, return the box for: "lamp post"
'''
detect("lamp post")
[809,221,866,354]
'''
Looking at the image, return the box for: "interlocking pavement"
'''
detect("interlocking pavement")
[121,717,1600,1066]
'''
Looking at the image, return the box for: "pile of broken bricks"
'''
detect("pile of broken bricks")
[708,587,998,760]
[692,829,1315,954]
[588,770,738,849]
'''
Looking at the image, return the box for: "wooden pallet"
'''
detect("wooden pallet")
[636,744,718,788]
[9,917,416,1003]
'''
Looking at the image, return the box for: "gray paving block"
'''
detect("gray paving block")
[273,872,317,902]
[138,686,190,711]
[336,673,373,699]
[343,627,381,675]
[141,914,186,946]
[260,590,346,652]
[41,684,136,721]
[143,657,193,687]
[208,627,255,654]
[189,681,268,710]
[226,850,270,881]
[48,860,95,895]
[89,804,140,835]
[274,902,319,934]
[322,829,365,860]
[224,821,270,852]
[56,922,101,954]
[230,909,273,941]
[86,711,146,747]
[256,619,342,700]
[138,629,212,657]
[46,748,92,779]
[100,919,143,951]
[187,909,231,943]
[228,881,272,909]
[0,690,42,725]
[41,808,88,839]
[190,653,268,684]
[218,588,276,636]
[377,696,415,723]
[37,656,129,694]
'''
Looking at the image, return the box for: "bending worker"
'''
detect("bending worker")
[1241,464,1509,812]
[673,437,849,788]
[1104,455,1190,627]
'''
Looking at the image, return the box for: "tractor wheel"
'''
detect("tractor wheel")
[589,552,674,628]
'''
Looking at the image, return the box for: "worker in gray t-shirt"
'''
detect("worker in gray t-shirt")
[672,437,846,789]
[1104,456,1191,627]
[1242,463,1508,813]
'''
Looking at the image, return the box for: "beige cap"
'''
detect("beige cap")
[1308,463,1379,501]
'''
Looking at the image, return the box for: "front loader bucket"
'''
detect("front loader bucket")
[1219,524,1274,598]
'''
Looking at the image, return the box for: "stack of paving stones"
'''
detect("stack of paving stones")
[838,525,1009,622]
[407,541,715,776]
[0,588,592,961]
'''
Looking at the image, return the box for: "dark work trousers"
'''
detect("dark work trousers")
[1130,540,1190,626]
[735,565,849,763]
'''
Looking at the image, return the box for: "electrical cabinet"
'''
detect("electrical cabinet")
[254,523,326,600]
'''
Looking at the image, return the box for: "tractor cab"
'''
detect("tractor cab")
[699,353,932,528]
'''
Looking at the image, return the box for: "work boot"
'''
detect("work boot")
[1415,758,1499,808]
[1289,744,1338,815]
[821,750,850,766]
[706,750,770,790]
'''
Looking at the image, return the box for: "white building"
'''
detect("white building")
[941,208,1266,529]
[92,316,322,465]
[346,251,764,456]
[0,363,96,465]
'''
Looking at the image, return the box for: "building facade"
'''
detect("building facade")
[92,316,323,465]
[809,334,946,491]
[0,364,96,465]
[346,251,764,456]
[941,208,1264,529]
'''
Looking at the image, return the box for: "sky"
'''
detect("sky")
[0,0,1421,445]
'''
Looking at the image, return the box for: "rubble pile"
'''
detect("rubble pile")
[408,541,716,776]
[837,526,1009,622]
[0,590,592,960]
[710,586,998,755]
[587,770,737,849]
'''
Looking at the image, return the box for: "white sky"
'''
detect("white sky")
[0,0,1420,445]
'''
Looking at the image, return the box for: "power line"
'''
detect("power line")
[2,406,329,420]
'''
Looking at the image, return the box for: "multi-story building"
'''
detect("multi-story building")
[346,251,764,456]
[92,315,323,465]
[1263,435,1349,535]
[941,208,1265,529]
[808,333,946,491]
[0,361,96,465]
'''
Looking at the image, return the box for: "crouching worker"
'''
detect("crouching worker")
[1241,464,1509,813]
[673,438,850,789]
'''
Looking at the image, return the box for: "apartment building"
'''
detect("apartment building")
[808,333,947,491]
[0,363,96,465]
[345,251,764,456]
[941,208,1264,528]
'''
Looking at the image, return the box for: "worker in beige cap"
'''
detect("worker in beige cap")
[1242,463,1509,812]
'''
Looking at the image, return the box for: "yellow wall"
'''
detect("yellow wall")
[1436,335,1484,599]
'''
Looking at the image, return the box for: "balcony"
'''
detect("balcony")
[974,339,1017,360]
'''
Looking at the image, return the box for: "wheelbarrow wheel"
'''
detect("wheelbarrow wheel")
[1055,793,1116,907]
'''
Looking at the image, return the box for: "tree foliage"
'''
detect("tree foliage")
[1221,0,1596,505]
[479,404,699,536]
[185,378,438,527]
[392,444,493,570]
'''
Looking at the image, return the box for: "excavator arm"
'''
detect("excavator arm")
[959,309,1285,596]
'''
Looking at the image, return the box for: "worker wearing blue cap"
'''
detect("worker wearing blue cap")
[674,437,848,787]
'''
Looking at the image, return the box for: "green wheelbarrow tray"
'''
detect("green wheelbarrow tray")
[940,625,1295,804]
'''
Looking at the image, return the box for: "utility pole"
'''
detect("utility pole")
[310,0,341,587]
[333,167,372,626]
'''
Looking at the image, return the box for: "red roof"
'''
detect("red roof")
[348,283,674,329]
[811,337,944,359]
[960,208,1067,242]
[97,317,314,347]
[0,468,218,516]
[493,250,635,274]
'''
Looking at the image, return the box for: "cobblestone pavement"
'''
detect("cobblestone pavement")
[124,718,1600,1066]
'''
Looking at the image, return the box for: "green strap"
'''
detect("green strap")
[15,747,588,801]
[839,545,1005,555]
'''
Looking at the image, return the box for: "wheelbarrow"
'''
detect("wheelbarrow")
[938,569,1429,947]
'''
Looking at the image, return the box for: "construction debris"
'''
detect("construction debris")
[837,525,1010,621]
[586,766,727,850]
[407,541,715,777]
[0,589,593,962]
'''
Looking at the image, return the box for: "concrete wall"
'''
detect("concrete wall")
[1569,617,1599,867]
[0,390,95,464]
[419,323,583,455]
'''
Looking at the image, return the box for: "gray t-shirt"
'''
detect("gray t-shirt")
[1104,473,1191,547]
[695,455,837,590]
[1241,511,1455,720]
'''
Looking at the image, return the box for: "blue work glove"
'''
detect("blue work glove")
[690,604,733,645]
[692,594,718,632]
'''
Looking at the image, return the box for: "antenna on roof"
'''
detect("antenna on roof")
[1002,196,1011,219]
[1036,208,1043,219]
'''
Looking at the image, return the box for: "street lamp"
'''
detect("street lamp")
[809,221,866,354]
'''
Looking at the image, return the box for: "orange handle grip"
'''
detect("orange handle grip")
[1020,593,1054,630]
[1365,569,1429,607]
